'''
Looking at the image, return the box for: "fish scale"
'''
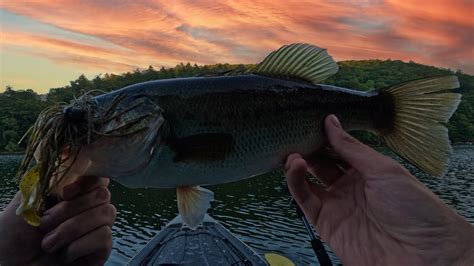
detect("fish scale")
[100,75,375,188]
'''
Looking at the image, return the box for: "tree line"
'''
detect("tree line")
[1,60,473,152]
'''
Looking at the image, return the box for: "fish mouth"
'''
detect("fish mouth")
[63,106,87,123]
[16,94,100,215]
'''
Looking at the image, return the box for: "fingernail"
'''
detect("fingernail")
[329,115,341,128]
[63,183,80,198]
[42,232,57,252]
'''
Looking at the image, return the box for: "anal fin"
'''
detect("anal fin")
[176,186,214,230]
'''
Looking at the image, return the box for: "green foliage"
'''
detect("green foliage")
[0,60,473,152]
[4,141,20,152]
[0,86,49,151]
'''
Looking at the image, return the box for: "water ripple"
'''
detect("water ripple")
[0,146,472,265]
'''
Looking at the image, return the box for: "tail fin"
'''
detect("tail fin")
[379,76,461,177]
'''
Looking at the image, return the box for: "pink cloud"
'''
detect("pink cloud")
[1,0,472,75]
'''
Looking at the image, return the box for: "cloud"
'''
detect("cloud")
[1,30,138,71]
[0,0,472,83]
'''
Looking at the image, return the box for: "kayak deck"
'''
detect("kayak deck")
[128,214,267,265]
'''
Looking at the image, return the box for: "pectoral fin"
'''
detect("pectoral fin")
[176,186,214,230]
[16,165,41,226]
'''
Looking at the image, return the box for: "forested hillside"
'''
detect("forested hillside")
[1,60,473,152]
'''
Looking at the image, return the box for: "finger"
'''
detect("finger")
[69,249,112,266]
[61,176,110,200]
[284,153,303,170]
[40,186,111,232]
[307,157,345,186]
[41,204,116,253]
[285,155,322,224]
[325,115,390,176]
[61,225,113,265]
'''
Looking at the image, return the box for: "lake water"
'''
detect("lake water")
[1,145,473,265]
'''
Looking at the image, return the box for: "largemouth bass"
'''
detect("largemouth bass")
[16,44,461,228]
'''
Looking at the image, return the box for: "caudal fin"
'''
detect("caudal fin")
[380,76,461,176]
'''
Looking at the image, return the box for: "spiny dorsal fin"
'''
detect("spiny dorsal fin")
[252,43,338,84]
[200,65,252,77]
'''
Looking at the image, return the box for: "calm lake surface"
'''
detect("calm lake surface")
[1,145,473,265]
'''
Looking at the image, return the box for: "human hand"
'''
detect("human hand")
[0,176,116,265]
[285,115,474,266]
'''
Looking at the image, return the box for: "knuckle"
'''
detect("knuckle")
[329,130,357,150]
[99,225,113,239]
[294,191,311,207]
[100,204,117,224]
[340,133,358,145]
[54,223,68,237]
[52,228,70,249]
[101,177,110,186]
[95,186,111,203]
[75,188,97,207]
[61,220,81,238]
[55,201,69,217]
[75,193,91,207]
[110,204,117,218]
[109,204,117,222]
[44,202,66,224]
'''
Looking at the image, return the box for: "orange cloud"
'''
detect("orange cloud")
[1,0,472,88]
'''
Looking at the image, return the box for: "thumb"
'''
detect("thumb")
[324,114,387,176]
[285,154,322,224]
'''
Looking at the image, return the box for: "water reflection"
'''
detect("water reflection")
[0,154,22,210]
[0,146,473,265]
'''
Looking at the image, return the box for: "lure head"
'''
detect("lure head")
[63,106,86,123]
[16,92,165,226]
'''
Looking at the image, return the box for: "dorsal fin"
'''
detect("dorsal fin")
[198,64,253,77]
[252,43,338,84]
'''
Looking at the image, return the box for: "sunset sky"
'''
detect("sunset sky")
[1,0,473,93]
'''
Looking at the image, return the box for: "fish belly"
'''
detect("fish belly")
[114,120,323,188]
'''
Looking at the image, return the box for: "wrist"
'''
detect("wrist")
[0,192,39,265]
[424,217,474,266]
[0,192,21,264]
[451,222,474,265]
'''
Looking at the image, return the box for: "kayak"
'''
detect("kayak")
[128,214,268,265]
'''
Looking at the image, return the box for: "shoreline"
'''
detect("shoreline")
[0,151,25,155]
